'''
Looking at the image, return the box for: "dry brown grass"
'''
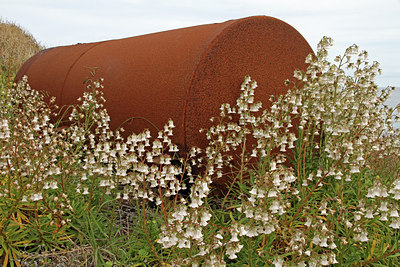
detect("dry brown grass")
[19,245,95,267]
[0,17,44,75]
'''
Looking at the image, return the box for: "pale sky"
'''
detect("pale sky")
[1,0,400,92]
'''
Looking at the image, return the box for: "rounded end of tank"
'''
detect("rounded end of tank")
[184,16,313,152]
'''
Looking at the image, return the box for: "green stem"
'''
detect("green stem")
[221,137,247,211]
[141,199,161,263]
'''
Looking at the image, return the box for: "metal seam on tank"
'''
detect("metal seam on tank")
[181,19,238,148]
[15,48,51,82]
[59,42,106,104]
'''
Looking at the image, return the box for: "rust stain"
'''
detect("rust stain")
[16,16,313,187]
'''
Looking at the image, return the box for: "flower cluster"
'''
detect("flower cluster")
[1,35,399,265]
[157,36,399,265]
[0,119,10,139]
[0,75,75,229]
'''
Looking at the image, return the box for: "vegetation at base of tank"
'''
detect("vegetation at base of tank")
[0,17,44,77]
[0,36,400,266]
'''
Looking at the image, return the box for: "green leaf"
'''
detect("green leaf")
[229,212,236,222]
[138,248,149,257]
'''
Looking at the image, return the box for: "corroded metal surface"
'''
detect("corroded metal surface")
[16,16,313,185]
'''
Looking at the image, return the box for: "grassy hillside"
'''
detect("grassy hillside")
[0,17,44,76]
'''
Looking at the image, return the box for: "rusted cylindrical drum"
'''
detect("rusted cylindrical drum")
[16,15,312,158]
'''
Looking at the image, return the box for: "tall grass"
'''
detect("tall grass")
[0,17,44,77]
[0,35,399,266]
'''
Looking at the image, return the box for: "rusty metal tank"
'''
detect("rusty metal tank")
[16,15,312,159]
